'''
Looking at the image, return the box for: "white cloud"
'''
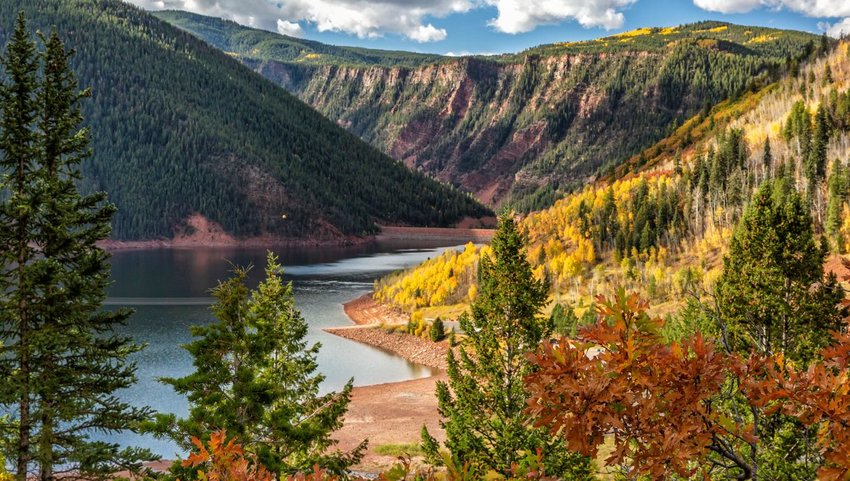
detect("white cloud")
[821,17,850,37]
[445,50,498,56]
[277,19,304,37]
[484,0,637,34]
[126,0,472,43]
[409,24,449,42]
[693,0,850,18]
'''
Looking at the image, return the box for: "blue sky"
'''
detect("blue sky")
[129,0,850,55]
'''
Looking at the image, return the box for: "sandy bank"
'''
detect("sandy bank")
[329,294,456,472]
[343,294,408,326]
[334,374,446,473]
[376,225,494,243]
[100,225,494,252]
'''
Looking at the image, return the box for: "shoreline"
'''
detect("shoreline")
[99,225,495,252]
[330,294,452,472]
[329,294,452,371]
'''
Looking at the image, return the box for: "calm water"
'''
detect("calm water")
[104,240,460,458]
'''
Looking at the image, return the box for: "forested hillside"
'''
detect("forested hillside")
[153,10,446,68]
[0,0,488,241]
[374,38,850,329]
[158,12,821,210]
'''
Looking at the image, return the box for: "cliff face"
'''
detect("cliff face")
[160,12,821,210]
[249,48,746,206]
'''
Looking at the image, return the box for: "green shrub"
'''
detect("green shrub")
[430,317,446,342]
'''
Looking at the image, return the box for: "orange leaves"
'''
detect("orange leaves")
[181,430,273,481]
[526,290,742,479]
[743,326,850,481]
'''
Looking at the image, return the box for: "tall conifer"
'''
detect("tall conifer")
[161,254,365,476]
[422,215,592,478]
[0,15,153,480]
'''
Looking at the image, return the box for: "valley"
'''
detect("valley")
[159,11,822,210]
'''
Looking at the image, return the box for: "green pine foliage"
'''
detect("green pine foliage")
[695,181,846,480]
[0,15,153,480]
[429,317,446,342]
[0,0,489,241]
[159,253,364,477]
[422,215,592,479]
[716,181,845,365]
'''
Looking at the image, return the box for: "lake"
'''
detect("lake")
[105,240,461,458]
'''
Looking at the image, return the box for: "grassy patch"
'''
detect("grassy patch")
[374,443,425,457]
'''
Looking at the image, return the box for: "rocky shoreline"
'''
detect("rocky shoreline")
[329,294,454,371]
[325,325,450,371]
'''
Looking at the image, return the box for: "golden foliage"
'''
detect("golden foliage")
[374,243,489,311]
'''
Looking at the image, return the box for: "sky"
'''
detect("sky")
[126,0,850,55]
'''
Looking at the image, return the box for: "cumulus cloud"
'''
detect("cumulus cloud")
[126,0,471,43]
[129,0,283,31]
[485,0,637,33]
[821,17,850,38]
[693,0,850,18]
[277,19,304,37]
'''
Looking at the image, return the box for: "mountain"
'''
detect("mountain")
[0,0,489,241]
[373,39,850,321]
[155,12,823,210]
[152,10,446,68]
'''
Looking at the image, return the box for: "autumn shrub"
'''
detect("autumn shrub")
[527,287,850,480]
[182,430,554,481]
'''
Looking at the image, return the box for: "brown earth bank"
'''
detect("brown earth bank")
[376,225,494,243]
[343,294,408,326]
[99,218,495,252]
[329,294,456,472]
[333,374,446,473]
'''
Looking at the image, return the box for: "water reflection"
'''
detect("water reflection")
[105,239,462,457]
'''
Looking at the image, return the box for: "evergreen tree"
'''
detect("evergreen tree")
[429,317,446,342]
[711,181,845,480]
[161,254,365,476]
[0,16,153,481]
[826,158,848,249]
[716,181,844,365]
[806,105,830,190]
[762,136,772,179]
[422,215,592,479]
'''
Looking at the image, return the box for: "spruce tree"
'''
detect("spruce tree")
[762,136,772,180]
[716,181,844,364]
[161,253,365,476]
[712,180,845,480]
[422,215,592,479]
[0,15,153,481]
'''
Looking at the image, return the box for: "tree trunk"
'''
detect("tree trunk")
[16,243,30,481]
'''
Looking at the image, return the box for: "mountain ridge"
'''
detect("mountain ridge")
[0,0,490,241]
[155,11,824,210]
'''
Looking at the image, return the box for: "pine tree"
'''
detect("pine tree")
[429,317,446,342]
[712,181,845,480]
[422,215,592,478]
[0,16,153,481]
[762,136,772,180]
[716,181,844,365]
[161,254,365,476]
[826,158,848,249]
[807,105,830,189]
